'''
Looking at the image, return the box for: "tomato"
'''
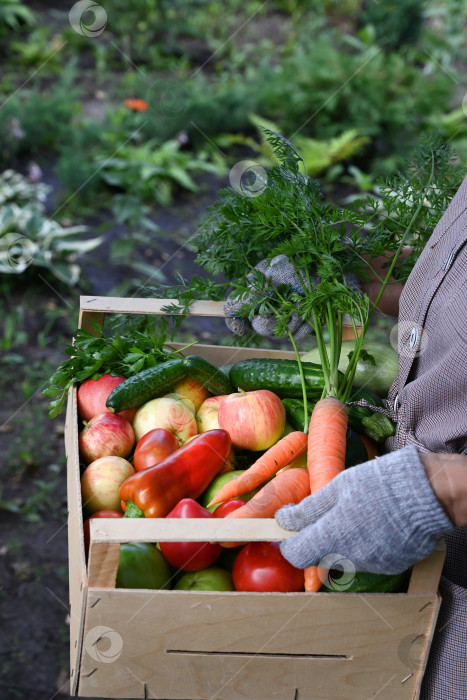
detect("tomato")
[116,542,172,589]
[159,498,221,572]
[213,498,246,517]
[232,542,304,592]
[83,510,123,559]
[133,428,179,471]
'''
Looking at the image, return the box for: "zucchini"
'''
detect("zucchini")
[282,398,316,432]
[301,340,398,398]
[229,358,327,399]
[320,569,411,593]
[106,358,187,412]
[184,355,235,396]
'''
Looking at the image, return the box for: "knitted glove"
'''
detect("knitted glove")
[223,255,319,339]
[275,445,454,575]
[224,254,362,339]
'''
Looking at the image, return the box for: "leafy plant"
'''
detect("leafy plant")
[43,322,194,418]
[148,130,462,423]
[97,138,226,205]
[0,170,102,284]
[0,0,35,32]
[221,114,370,177]
[359,0,425,50]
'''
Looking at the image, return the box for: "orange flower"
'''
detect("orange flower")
[123,98,148,112]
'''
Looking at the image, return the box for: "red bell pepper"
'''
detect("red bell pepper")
[120,429,232,518]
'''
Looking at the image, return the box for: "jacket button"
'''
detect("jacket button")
[409,327,418,348]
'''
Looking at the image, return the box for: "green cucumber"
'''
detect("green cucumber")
[362,412,395,442]
[320,569,411,593]
[282,398,316,432]
[345,429,369,468]
[346,388,395,443]
[106,358,187,412]
[184,355,234,396]
[229,358,327,399]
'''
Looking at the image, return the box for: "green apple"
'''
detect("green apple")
[174,567,234,591]
[198,470,260,512]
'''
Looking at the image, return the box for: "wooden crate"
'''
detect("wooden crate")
[67,296,445,700]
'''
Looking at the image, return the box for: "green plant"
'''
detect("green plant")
[222,114,370,177]
[97,138,226,205]
[0,0,35,33]
[359,0,425,50]
[0,169,50,207]
[0,63,81,165]
[0,170,103,284]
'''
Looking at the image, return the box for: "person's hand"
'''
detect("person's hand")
[223,254,362,339]
[275,445,454,575]
[223,254,317,339]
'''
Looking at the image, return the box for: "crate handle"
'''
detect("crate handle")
[87,518,294,588]
[78,295,357,335]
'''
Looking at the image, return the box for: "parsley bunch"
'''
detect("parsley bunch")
[43,325,189,419]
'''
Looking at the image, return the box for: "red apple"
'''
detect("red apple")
[78,374,137,423]
[218,389,285,450]
[81,456,135,514]
[196,395,227,433]
[83,510,123,559]
[213,498,247,517]
[132,394,198,443]
[172,375,212,412]
[133,428,179,471]
[79,412,135,464]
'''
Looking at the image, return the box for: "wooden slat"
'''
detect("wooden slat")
[89,518,295,544]
[80,296,226,317]
[78,588,441,699]
[407,538,446,596]
[66,387,88,695]
[87,542,121,588]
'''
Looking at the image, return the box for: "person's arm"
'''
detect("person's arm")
[421,452,467,527]
[360,247,411,317]
[275,445,456,575]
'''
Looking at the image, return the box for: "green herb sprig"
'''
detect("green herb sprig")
[43,324,191,419]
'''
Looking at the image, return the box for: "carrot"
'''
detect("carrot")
[304,397,348,592]
[220,468,311,548]
[207,431,308,507]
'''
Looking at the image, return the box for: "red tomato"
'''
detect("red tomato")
[83,510,123,559]
[213,498,246,517]
[133,428,179,471]
[232,542,304,592]
[159,498,221,572]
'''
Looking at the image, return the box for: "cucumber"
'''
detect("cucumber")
[320,569,411,593]
[106,358,187,412]
[346,388,395,443]
[184,355,234,396]
[282,398,316,432]
[229,358,327,399]
[362,412,395,442]
[345,429,369,468]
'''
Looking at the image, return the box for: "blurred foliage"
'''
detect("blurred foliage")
[359,0,425,50]
[0,171,102,284]
[0,0,34,34]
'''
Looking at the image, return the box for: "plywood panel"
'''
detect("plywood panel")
[78,589,440,699]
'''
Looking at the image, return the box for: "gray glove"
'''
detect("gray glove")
[224,254,318,339]
[275,445,454,575]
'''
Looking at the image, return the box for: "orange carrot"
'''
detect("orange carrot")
[220,468,311,548]
[304,397,348,592]
[207,431,308,507]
